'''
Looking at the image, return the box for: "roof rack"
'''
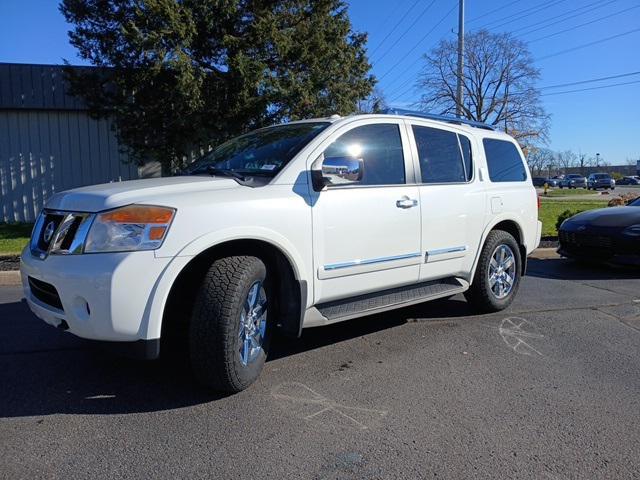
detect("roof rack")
[381,108,495,131]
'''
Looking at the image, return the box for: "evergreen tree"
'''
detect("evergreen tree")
[61,0,375,173]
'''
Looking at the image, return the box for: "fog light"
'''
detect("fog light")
[72,297,91,321]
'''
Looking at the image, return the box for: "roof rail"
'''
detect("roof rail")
[381,108,495,131]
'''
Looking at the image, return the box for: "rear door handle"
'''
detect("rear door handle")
[396,196,418,209]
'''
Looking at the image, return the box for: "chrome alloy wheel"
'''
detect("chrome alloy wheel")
[238,280,268,366]
[488,244,516,299]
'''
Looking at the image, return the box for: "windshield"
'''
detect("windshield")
[594,174,609,179]
[568,174,582,178]
[184,122,329,178]
[630,196,640,206]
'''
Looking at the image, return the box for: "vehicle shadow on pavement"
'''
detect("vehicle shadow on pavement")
[526,257,640,281]
[270,298,473,361]
[0,295,475,418]
[0,299,228,418]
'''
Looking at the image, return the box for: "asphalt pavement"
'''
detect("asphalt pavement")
[1,257,640,479]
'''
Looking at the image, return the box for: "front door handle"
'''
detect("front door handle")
[396,196,418,209]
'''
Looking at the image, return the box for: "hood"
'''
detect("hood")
[568,206,640,227]
[45,176,239,212]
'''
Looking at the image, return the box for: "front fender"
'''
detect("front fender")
[142,227,312,340]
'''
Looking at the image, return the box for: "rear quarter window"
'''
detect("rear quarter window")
[483,139,527,182]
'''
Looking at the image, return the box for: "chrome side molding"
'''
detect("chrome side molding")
[324,252,422,271]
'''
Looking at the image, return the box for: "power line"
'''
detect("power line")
[378,2,458,83]
[390,78,640,106]
[391,69,640,105]
[529,4,640,43]
[508,71,640,96]
[370,0,410,36]
[373,0,438,64]
[478,0,567,29]
[541,79,640,96]
[539,71,640,90]
[386,74,418,100]
[487,0,574,30]
[518,0,617,37]
[388,79,421,103]
[465,0,525,24]
[537,27,640,61]
[368,0,421,57]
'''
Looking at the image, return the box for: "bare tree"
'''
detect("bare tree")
[555,150,578,172]
[416,30,549,147]
[526,148,555,176]
[357,87,388,113]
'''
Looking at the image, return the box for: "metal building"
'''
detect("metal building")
[0,63,143,223]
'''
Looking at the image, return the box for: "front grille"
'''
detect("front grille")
[30,210,93,258]
[36,213,65,251]
[560,231,613,249]
[28,277,64,310]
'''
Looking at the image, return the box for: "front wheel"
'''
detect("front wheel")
[465,230,522,313]
[189,256,272,393]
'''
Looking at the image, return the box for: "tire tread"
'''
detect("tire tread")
[189,256,266,392]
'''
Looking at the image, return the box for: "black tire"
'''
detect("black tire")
[189,256,272,393]
[465,230,522,313]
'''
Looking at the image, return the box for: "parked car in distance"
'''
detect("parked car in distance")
[533,177,559,187]
[587,173,615,190]
[532,177,547,187]
[560,174,587,189]
[545,178,560,187]
[558,196,640,265]
[617,176,640,186]
[20,109,541,393]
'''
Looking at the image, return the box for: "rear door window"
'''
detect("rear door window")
[412,125,471,183]
[483,139,527,182]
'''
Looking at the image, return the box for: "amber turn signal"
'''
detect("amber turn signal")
[100,205,175,224]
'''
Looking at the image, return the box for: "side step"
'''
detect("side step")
[310,277,467,326]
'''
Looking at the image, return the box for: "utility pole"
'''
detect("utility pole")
[456,0,464,118]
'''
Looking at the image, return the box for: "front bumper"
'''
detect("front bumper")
[558,228,640,265]
[20,247,184,345]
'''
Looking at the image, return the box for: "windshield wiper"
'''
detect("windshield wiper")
[206,167,247,181]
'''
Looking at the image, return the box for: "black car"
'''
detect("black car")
[532,177,559,187]
[532,177,547,187]
[617,176,640,186]
[558,196,640,265]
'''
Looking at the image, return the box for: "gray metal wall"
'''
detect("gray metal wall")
[0,63,140,223]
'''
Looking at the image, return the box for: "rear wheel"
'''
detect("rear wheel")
[189,256,271,393]
[465,230,522,313]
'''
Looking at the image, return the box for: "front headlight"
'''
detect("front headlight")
[85,205,176,253]
[623,224,640,237]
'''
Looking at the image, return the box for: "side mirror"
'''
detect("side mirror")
[311,156,364,191]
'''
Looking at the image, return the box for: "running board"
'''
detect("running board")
[305,277,467,327]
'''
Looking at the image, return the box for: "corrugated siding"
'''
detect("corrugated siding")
[0,110,139,222]
[0,63,86,110]
[0,64,140,223]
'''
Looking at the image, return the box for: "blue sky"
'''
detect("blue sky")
[1,0,639,164]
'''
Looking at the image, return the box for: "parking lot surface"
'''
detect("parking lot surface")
[1,257,640,479]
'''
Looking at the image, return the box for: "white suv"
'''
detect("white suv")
[21,109,541,392]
